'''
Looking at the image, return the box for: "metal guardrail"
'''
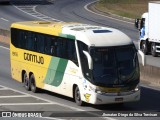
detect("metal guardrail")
[140,64,160,87]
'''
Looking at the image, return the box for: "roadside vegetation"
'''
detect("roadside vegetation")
[95,0,159,18]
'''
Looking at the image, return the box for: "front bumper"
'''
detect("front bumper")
[82,90,140,105]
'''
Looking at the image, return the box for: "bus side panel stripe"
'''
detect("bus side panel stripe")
[44,57,68,87]
[50,58,68,86]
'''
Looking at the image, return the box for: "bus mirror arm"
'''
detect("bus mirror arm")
[138,50,146,66]
[83,51,93,70]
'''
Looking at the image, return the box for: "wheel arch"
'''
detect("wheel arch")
[29,72,34,79]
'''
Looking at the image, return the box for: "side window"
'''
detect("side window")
[11,28,18,47]
[36,34,45,53]
[55,37,78,66]
[56,37,64,58]
[50,37,57,56]
[45,36,52,55]
[26,32,35,51]
[44,35,56,55]
[11,28,78,66]
[67,40,78,66]
[77,41,90,80]
[19,30,27,49]
[11,28,26,49]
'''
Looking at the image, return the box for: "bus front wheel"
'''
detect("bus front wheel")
[24,73,30,91]
[30,74,38,93]
[141,41,148,55]
[74,86,83,106]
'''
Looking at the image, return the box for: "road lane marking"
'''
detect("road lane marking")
[0,84,54,104]
[0,88,8,90]
[0,95,30,98]
[33,6,61,22]
[0,103,54,106]
[0,46,10,50]
[0,84,113,120]
[14,5,47,21]
[13,5,61,22]
[84,0,134,25]
[0,84,84,111]
[41,117,66,120]
[0,18,9,22]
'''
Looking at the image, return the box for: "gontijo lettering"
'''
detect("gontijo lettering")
[24,53,44,64]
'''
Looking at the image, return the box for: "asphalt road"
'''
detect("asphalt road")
[0,0,160,120]
[0,43,160,119]
[0,0,160,67]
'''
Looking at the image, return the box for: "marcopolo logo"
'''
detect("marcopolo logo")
[24,53,44,64]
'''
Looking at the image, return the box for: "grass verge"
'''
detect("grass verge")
[95,0,159,18]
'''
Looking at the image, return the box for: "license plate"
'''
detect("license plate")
[115,98,123,102]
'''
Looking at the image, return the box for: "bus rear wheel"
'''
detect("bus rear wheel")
[30,74,38,93]
[24,73,30,91]
[74,86,83,106]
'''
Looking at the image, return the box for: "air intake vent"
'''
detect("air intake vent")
[93,30,112,33]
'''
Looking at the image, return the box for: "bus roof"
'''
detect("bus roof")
[11,21,132,47]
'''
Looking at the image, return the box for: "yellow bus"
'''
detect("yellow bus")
[10,21,144,105]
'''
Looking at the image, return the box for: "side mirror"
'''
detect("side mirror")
[83,51,93,70]
[138,50,146,66]
[135,18,139,29]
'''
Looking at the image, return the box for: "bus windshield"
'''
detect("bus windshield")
[90,45,139,87]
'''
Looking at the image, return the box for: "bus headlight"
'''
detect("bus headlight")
[95,87,103,93]
[89,86,105,94]
[134,84,140,92]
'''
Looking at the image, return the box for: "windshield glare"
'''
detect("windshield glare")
[90,45,139,86]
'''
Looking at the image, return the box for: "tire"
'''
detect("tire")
[141,41,148,55]
[74,86,83,106]
[151,43,158,57]
[23,73,30,91]
[30,74,38,93]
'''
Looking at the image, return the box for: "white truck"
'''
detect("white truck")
[135,1,160,57]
